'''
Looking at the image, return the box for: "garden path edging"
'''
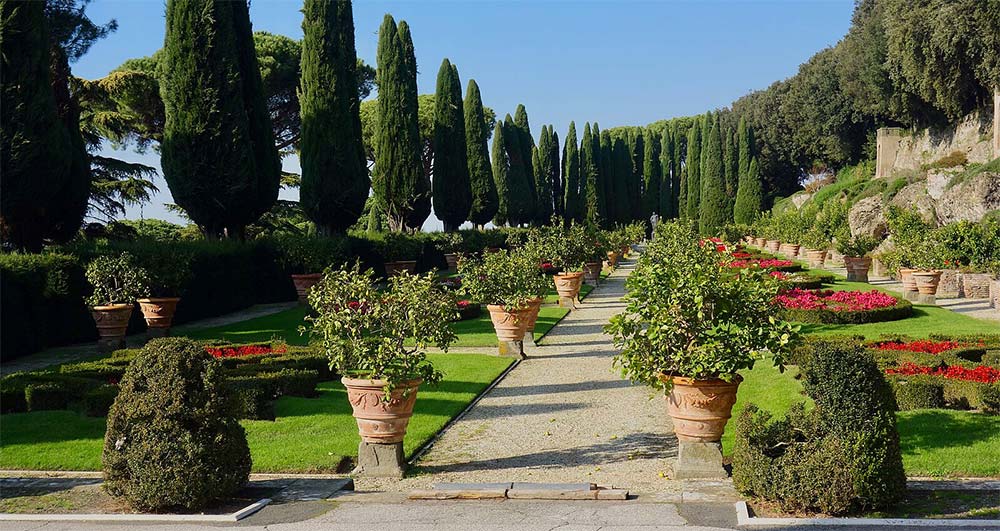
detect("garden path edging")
[734,501,1000,527]
[0,498,270,523]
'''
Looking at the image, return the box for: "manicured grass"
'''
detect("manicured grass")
[0,353,513,473]
[446,306,570,347]
[720,363,810,455]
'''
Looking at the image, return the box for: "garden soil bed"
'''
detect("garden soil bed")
[748,489,1000,520]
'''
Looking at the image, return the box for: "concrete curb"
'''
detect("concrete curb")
[735,501,1000,527]
[0,498,270,523]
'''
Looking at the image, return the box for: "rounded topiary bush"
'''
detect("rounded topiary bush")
[102,337,251,511]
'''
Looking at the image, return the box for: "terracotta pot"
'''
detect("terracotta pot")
[606,251,620,268]
[766,240,781,253]
[784,244,801,257]
[844,256,872,282]
[899,267,918,292]
[290,273,322,304]
[755,237,767,247]
[553,271,584,301]
[91,304,133,345]
[583,261,602,284]
[912,270,942,295]
[486,304,530,342]
[805,249,827,268]
[443,253,460,271]
[660,374,742,443]
[137,297,180,330]
[523,297,543,336]
[384,260,417,277]
[342,377,421,443]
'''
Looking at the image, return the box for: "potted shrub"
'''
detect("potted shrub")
[275,235,347,303]
[86,253,150,349]
[910,240,945,296]
[435,232,465,272]
[459,249,550,356]
[582,226,606,285]
[138,251,193,337]
[604,227,628,269]
[306,265,455,476]
[378,233,422,277]
[801,229,829,268]
[549,224,594,308]
[836,235,880,282]
[607,221,798,451]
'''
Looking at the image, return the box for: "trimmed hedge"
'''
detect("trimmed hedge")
[889,376,946,410]
[781,297,912,324]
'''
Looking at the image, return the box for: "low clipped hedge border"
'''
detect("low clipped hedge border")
[781,297,912,325]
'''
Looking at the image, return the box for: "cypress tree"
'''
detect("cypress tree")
[581,123,603,226]
[737,116,754,179]
[503,114,532,226]
[548,127,562,221]
[299,0,369,234]
[734,156,764,224]
[611,137,631,225]
[534,126,554,223]
[431,59,471,231]
[491,121,510,226]
[699,111,712,181]
[373,15,424,232]
[562,122,583,224]
[1,0,76,250]
[592,122,606,226]
[642,128,661,218]
[160,0,278,239]
[671,122,684,219]
[398,21,430,230]
[464,79,497,228]
[659,127,674,219]
[600,130,615,227]
[699,118,727,235]
[48,45,91,244]
[722,123,737,199]
[685,120,701,219]
[628,130,644,221]
[513,104,537,224]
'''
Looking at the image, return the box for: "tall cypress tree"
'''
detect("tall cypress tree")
[491,121,510,226]
[699,118,727,235]
[299,0,368,234]
[672,122,684,219]
[548,126,562,221]
[592,122,606,226]
[373,15,424,232]
[611,137,631,225]
[734,156,764,224]
[431,59,471,231]
[562,122,582,224]
[722,123,737,199]
[161,0,278,239]
[659,127,674,219]
[535,126,554,223]
[503,114,532,226]
[581,123,603,226]
[642,127,661,218]
[464,79,497,228]
[684,120,702,219]
[737,116,754,179]
[398,21,430,231]
[48,45,91,244]
[513,104,537,224]
[628,130,644,221]
[600,130,615,227]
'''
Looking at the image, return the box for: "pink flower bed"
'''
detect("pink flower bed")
[205,344,287,359]
[727,258,795,269]
[774,288,899,311]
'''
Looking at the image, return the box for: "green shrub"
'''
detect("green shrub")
[25,382,72,411]
[82,384,119,417]
[981,384,1000,415]
[922,151,968,170]
[225,376,277,420]
[889,376,946,410]
[103,338,251,511]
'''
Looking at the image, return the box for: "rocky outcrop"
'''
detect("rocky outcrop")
[848,196,887,238]
[936,172,1000,225]
[889,181,937,222]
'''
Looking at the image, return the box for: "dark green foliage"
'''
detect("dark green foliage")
[642,127,662,218]
[83,384,119,417]
[699,118,729,235]
[562,122,583,224]
[611,137,631,225]
[25,382,72,411]
[889,376,946,410]
[48,46,91,244]
[431,59,471,231]
[732,342,906,515]
[684,121,701,219]
[396,22,431,230]
[581,123,604,227]
[502,114,533,226]
[737,116,754,179]
[1,0,82,250]
[734,157,764,224]
[546,127,562,219]
[464,79,497,227]
[513,105,538,225]
[531,145,552,223]
[628,129,644,221]
[299,0,368,234]
[373,16,425,232]
[103,338,251,511]
[491,121,511,226]
[160,0,279,238]
[722,124,737,198]
[659,127,674,218]
[536,125,557,223]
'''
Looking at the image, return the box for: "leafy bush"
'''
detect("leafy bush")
[103,338,251,511]
[271,234,348,274]
[85,252,150,306]
[835,234,881,257]
[922,150,968,170]
[732,342,906,515]
[459,248,550,309]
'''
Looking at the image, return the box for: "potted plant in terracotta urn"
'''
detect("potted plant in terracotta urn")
[582,226,606,285]
[548,224,594,308]
[801,229,829,269]
[138,251,192,337]
[604,227,627,269]
[435,232,465,272]
[85,253,150,350]
[836,235,880,282]
[277,235,346,304]
[909,239,945,298]
[606,221,798,479]
[378,233,422,277]
[306,264,456,477]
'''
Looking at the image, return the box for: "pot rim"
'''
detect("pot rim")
[486,303,533,313]
[341,375,423,388]
[658,373,744,386]
[92,303,133,311]
[553,271,584,279]
[137,297,182,303]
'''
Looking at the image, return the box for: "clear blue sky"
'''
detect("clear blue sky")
[75,0,854,230]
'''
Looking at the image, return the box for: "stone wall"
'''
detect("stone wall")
[994,87,999,158]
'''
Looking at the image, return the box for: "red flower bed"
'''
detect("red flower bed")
[205,344,287,359]
[731,251,753,259]
[774,288,898,312]
[456,299,471,309]
[886,362,1000,384]
[874,339,971,354]
[727,258,794,269]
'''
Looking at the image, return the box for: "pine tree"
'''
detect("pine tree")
[581,123,603,226]
[503,114,532,226]
[513,104,537,224]
[684,120,702,219]
[699,118,727,235]
[299,0,369,234]
[160,0,278,239]
[398,21,430,230]
[372,15,424,232]
[734,156,764,225]
[464,79,497,227]
[737,116,754,179]
[535,126,554,223]
[611,137,631,225]
[562,122,583,224]
[600,130,615,227]
[431,59,471,231]
[659,127,674,218]
[1,0,78,250]
[548,127,562,220]
[491,121,510,226]
[642,127,661,218]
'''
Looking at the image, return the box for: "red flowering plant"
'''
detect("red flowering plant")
[205,343,287,359]
[873,339,972,355]
[886,362,1000,384]
[727,258,795,269]
[774,288,899,312]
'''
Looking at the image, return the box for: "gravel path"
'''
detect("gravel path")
[357,254,735,501]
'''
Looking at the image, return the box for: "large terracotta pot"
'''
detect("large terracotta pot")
[91,304,133,348]
[766,240,781,253]
[583,261,602,284]
[486,304,530,342]
[844,256,872,282]
[443,253,460,271]
[384,260,417,277]
[912,270,942,295]
[805,249,827,268]
[783,243,801,257]
[553,272,584,302]
[290,273,322,304]
[755,237,767,248]
[899,267,918,292]
[660,374,742,443]
[137,297,180,331]
[523,297,543,341]
[342,377,421,443]
[606,251,620,268]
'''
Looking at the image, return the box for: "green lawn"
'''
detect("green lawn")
[0,353,513,473]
